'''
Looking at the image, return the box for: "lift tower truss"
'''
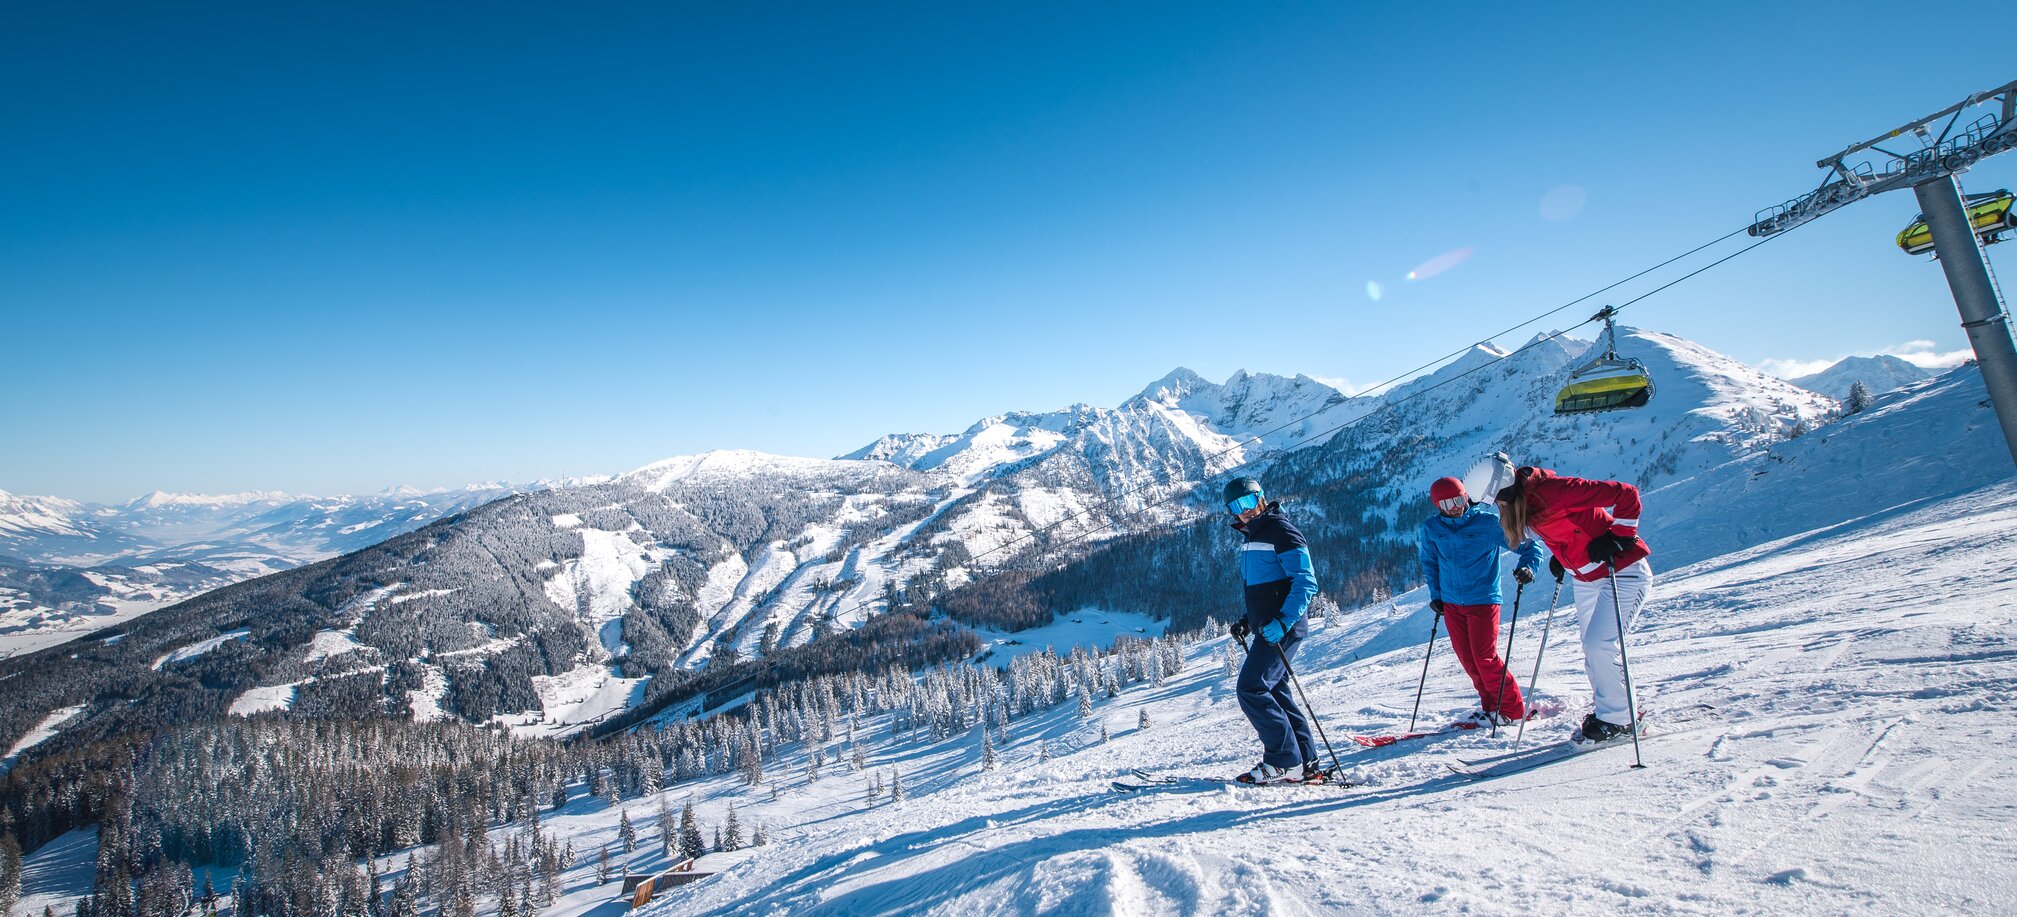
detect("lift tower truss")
[1750,79,2017,467]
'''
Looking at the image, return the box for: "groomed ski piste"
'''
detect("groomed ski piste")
[13,370,2015,915]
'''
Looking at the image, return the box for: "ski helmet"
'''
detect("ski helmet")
[1222,477,1264,505]
[1430,477,1468,514]
[1460,452,1516,504]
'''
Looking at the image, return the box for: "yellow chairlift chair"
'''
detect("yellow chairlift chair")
[1554,306,1654,415]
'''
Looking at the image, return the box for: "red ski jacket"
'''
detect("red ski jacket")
[1512,467,1650,582]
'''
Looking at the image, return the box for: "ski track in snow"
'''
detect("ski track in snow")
[634,480,2017,916]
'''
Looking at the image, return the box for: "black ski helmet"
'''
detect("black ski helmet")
[1222,477,1264,505]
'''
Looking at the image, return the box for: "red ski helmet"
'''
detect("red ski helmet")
[1430,477,1467,513]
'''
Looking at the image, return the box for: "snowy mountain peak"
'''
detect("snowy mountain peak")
[1133,367,1213,404]
[1789,354,1932,400]
[125,490,295,510]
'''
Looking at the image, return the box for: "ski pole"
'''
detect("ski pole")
[1407,607,1441,732]
[1513,576,1564,749]
[1607,562,1645,769]
[1489,581,1525,738]
[1263,637,1348,782]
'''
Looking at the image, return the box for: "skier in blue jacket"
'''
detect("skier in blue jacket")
[1419,475,1545,725]
[1223,476,1324,784]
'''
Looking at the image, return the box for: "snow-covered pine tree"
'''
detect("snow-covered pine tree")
[1847,380,1874,414]
[1100,720,1110,743]
[723,806,744,852]
[618,809,636,853]
[889,769,904,803]
[678,802,705,862]
[593,847,610,885]
[1077,685,1093,719]
[656,797,675,854]
[980,726,996,771]
[1138,709,1150,731]
[1037,739,1051,763]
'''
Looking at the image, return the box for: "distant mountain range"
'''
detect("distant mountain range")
[0,483,561,655]
[0,324,1851,758]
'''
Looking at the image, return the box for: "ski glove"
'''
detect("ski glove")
[1230,619,1251,642]
[1429,598,1445,615]
[1585,532,1635,565]
[1259,617,1289,644]
[1513,565,1535,585]
[1548,556,1566,582]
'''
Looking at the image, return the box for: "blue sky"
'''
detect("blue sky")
[4,2,2013,502]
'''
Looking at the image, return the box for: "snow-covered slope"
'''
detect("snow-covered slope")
[636,477,2017,915]
[599,357,2015,914]
[1790,354,1933,400]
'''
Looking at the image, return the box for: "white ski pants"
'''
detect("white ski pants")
[1572,558,1653,726]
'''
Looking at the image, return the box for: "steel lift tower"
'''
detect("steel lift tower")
[1750,79,2017,467]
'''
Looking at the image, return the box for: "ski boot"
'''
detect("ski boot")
[1235,761,1294,784]
[1578,713,1634,744]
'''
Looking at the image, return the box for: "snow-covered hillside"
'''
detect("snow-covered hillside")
[10,352,2014,916]
[0,483,531,656]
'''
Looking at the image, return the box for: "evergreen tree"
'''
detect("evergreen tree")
[1077,685,1093,719]
[655,797,675,855]
[889,769,903,803]
[1100,720,1110,744]
[677,803,704,862]
[1037,739,1051,763]
[1138,709,1151,731]
[980,727,996,771]
[618,810,636,854]
[1847,380,1874,414]
[722,806,743,853]
[0,833,21,917]
[593,847,610,885]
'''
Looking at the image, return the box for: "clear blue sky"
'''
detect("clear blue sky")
[5,2,2013,502]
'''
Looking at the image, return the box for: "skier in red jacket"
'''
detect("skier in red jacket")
[1494,466,1652,743]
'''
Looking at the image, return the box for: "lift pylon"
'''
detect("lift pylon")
[1750,80,2017,468]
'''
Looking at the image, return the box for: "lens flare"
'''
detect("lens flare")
[1405,246,1475,282]
[1365,281,1384,301]
[1541,184,1588,221]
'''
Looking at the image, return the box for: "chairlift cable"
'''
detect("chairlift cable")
[825,219,1803,628]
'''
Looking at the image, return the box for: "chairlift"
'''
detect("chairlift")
[1554,306,1653,415]
[1895,189,2016,255]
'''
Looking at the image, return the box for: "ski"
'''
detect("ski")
[1445,704,1717,781]
[1348,721,1480,747]
[1115,768,1354,792]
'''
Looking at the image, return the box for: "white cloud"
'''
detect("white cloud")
[1757,357,1838,380]
[1879,340,1973,369]
[1757,339,1973,379]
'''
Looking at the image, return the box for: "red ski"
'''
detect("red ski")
[1347,721,1481,747]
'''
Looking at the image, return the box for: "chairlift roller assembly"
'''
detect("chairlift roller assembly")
[1896,189,2016,255]
[1554,307,1654,416]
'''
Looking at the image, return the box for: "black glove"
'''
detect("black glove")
[1548,556,1566,582]
[1513,566,1535,585]
[1429,599,1444,615]
[1230,619,1251,642]
[1585,533,1635,565]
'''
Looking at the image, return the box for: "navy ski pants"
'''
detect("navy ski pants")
[1237,631,1317,769]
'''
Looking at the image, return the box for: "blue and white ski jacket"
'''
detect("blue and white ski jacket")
[1234,502,1321,633]
[1418,504,1545,607]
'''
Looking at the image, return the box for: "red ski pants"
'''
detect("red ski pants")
[1443,603,1525,720]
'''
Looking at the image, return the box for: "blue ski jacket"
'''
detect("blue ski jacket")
[1419,504,1545,606]
[1234,502,1320,634]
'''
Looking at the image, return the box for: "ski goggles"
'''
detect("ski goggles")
[1434,495,1468,514]
[1226,492,1263,515]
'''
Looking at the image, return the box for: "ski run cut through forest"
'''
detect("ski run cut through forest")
[4,338,2017,916]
